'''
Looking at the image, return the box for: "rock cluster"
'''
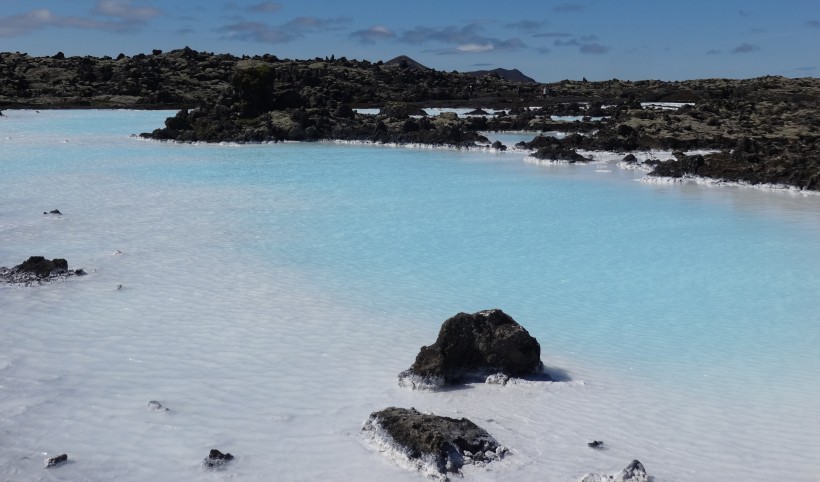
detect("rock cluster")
[399,309,543,389]
[363,407,505,480]
[0,256,86,285]
[141,102,490,147]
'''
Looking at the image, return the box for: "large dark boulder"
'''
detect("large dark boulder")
[379,102,426,118]
[363,407,506,479]
[14,256,67,277]
[399,309,543,389]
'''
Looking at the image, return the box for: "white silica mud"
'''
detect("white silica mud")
[2,110,820,481]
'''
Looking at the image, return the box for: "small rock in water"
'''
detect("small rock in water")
[578,459,649,482]
[44,209,62,215]
[115,284,123,290]
[485,373,510,386]
[148,400,169,411]
[44,453,68,468]
[588,440,604,449]
[363,407,505,479]
[113,250,123,255]
[203,449,234,469]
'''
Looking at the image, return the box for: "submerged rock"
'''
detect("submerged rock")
[44,453,68,468]
[399,309,543,389]
[578,459,649,482]
[148,400,170,411]
[203,449,234,470]
[363,407,506,480]
[0,256,85,285]
[588,440,604,449]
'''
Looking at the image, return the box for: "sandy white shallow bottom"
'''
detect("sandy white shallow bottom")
[1,110,820,481]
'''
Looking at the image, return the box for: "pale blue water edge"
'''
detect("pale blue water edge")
[2,110,820,481]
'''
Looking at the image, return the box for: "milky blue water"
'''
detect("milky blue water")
[2,110,819,481]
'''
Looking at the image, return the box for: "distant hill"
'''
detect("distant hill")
[466,68,536,84]
[384,55,430,70]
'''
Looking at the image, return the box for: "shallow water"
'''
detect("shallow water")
[1,110,819,481]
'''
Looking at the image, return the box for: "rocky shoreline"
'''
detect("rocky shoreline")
[2,48,817,190]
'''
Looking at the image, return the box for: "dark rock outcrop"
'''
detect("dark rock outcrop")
[0,256,85,285]
[578,460,649,482]
[379,101,427,118]
[466,68,537,84]
[363,407,506,479]
[588,440,604,449]
[44,454,68,468]
[44,209,62,215]
[399,309,543,389]
[1,49,817,190]
[203,449,234,470]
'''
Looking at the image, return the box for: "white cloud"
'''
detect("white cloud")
[456,43,494,53]
[95,0,160,20]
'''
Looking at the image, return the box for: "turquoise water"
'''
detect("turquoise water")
[2,110,819,481]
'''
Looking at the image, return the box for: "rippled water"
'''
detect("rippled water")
[1,110,819,481]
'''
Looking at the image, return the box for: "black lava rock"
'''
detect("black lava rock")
[45,454,68,468]
[363,407,506,478]
[203,449,234,469]
[14,256,67,277]
[399,309,543,389]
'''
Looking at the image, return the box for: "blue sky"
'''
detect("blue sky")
[1,0,818,82]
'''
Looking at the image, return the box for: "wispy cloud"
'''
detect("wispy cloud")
[505,20,546,33]
[580,43,608,54]
[732,43,760,54]
[738,9,752,18]
[706,49,721,55]
[553,3,583,13]
[0,9,57,37]
[248,2,282,13]
[218,16,350,44]
[350,25,395,44]
[551,34,608,54]
[0,7,151,37]
[217,21,296,43]
[94,0,160,20]
[397,23,525,55]
[806,19,820,29]
[533,32,572,38]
